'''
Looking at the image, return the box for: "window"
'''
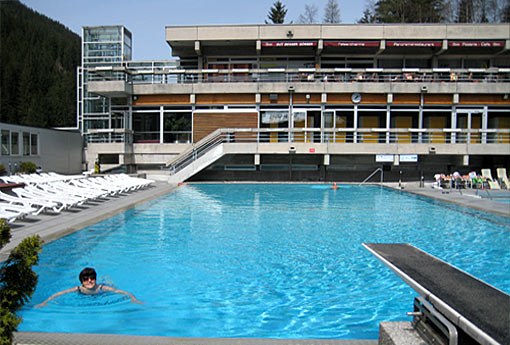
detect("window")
[23,132,30,156]
[1,130,10,155]
[11,132,19,155]
[163,112,191,143]
[30,134,38,155]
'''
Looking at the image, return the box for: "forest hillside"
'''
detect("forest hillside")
[0,0,81,128]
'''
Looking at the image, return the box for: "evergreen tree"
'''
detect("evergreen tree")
[0,0,81,128]
[298,4,319,24]
[0,220,42,344]
[323,0,341,23]
[372,0,447,23]
[358,8,377,23]
[266,1,288,24]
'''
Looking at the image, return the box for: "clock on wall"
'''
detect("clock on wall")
[351,93,362,104]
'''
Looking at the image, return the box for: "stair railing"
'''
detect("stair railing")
[167,129,229,175]
[359,167,383,186]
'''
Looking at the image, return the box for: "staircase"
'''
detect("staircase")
[166,129,228,184]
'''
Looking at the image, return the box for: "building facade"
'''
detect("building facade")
[0,123,82,175]
[81,24,510,182]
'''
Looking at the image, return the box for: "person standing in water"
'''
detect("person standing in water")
[35,267,142,307]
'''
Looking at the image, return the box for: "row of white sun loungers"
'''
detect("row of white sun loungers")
[0,173,154,223]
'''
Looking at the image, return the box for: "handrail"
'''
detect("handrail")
[167,129,228,175]
[87,66,510,84]
[359,168,383,186]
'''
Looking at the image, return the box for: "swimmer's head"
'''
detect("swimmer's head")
[79,267,97,283]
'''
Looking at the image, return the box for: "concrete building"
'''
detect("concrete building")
[0,123,82,175]
[81,24,510,182]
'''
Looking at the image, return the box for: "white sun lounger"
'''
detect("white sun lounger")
[0,191,62,215]
[496,168,510,189]
[51,181,110,199]
[31,185,88,205]
[103,175,149,190]
[0,202,38,217]
[70,178,122,196]
[481,169,501,190]
[0,208,24,223]
[13,187,81,210]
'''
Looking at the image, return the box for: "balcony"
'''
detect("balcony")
[86,66,510,97]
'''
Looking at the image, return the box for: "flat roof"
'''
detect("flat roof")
[165,24,510,58]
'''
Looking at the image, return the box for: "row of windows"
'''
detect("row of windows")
[0,130,39,156]
[206,56,510,70]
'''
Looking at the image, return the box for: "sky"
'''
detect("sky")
[20,0,368,60]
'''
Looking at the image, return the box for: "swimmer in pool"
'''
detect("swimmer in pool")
[35,267,142,308]
[331,182,339,189]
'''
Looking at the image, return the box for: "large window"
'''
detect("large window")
[11,132,19,155]
[1,130,9,155]
[163,112,191,143]
[23,132,30,156]
[133,112,160,143]
[30,134,38,155]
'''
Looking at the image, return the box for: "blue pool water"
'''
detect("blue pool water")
[20,184,510,339]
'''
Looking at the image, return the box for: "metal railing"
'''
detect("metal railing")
[86,127,510,146]
[166,127,510,176]
[167,129,226,175]
[87,66,510,85]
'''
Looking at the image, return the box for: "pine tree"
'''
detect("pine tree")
[323,0,341,23]
[372,0,447,23]
[266,1,288,24]
[0,1,80,128]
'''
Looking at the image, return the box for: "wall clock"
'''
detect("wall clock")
[351,93,362,104]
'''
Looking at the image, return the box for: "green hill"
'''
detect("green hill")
[0,0,80,128]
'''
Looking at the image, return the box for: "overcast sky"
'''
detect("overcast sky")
[21,0,367,60]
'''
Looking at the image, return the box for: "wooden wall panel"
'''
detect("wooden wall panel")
[327,93,385,104]
[327,93,351,104]
[459,94,510,105]
[292,93,321,104]
[196,94,255,104]
[260,94,291,104]
[193,112,258,142]
[393,94,420,104]
[423,94,452,104]
[133,94,189,105]
[361,93,386,104]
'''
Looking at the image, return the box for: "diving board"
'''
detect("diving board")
[363,243,509,345]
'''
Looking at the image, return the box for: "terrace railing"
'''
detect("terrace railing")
[166,127,510,178]
[87,66,510,85]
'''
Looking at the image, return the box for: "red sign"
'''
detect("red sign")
[262,41,317,47]
[324,41,379,47]
[309,148,315,153]
[448,41,505,48]
[387,41,442,47]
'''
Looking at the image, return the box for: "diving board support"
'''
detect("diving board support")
[363,243,509,345]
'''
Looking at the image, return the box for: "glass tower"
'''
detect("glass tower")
[78,26,132,140]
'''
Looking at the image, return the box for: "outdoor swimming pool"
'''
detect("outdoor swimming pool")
[20,184,510,339]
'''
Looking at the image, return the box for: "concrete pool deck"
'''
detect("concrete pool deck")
[383,182,510,218]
